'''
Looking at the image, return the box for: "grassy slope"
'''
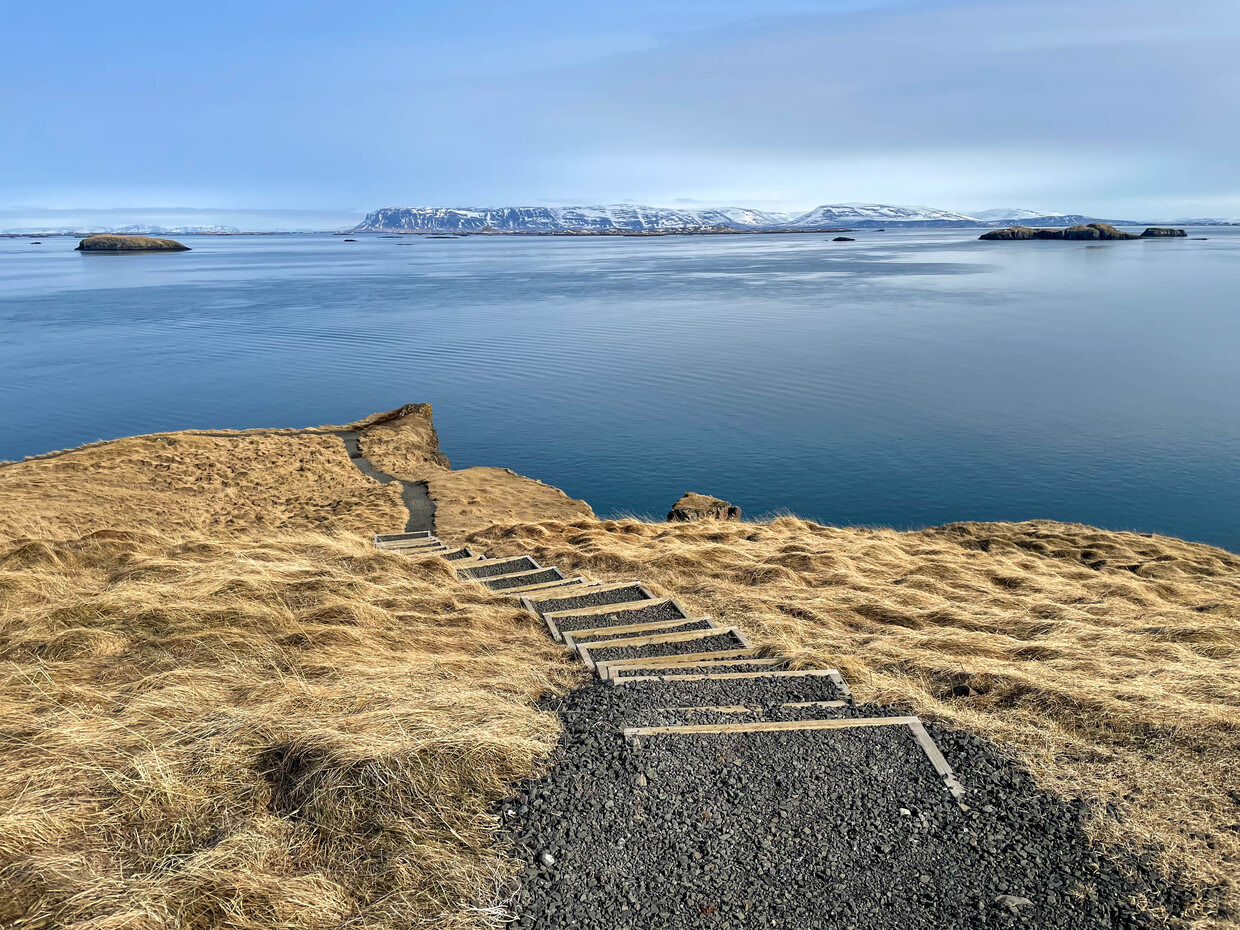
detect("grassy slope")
[0,411,583,929]
[469,516,1240,925]
[2,405,1236,927]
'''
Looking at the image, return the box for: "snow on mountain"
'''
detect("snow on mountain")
[970,208,1068,222]
[353,204,801,233]
[789,203,980,228]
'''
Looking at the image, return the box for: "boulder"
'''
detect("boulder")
[832,236,855,242]
[667,492,741,523]
[1140,227,1187,238]
[75,234,190,252]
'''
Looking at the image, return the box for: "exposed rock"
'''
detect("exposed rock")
[667,492,741,523]
[980,223,1139,241]
[1140,227,1188,238]
[75,234,190,252]
[832,236,855,242]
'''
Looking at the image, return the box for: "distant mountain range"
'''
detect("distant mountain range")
[3,224,241,236]
[351,203,1238,233]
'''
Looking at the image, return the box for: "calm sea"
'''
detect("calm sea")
[2,229,1237,551]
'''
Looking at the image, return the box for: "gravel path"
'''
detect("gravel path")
[498,682,1200,929]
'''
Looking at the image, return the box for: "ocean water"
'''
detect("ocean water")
[2,229,1238,551]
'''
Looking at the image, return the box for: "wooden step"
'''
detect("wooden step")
[379,539,445,552]
[595,647,762,681]
[440,547,481,561]
[563,617,718,654]
[520,582,656,617]
[500,577,592,596]
[621,715,965,801]
[457,556,540,580]
[542,597,688,642]
[375,530,432,545]
[610,666,853,701]
[577,626,748,671]
[485,567,566,591]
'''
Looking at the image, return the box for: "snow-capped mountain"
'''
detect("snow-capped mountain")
[354,205,730,233]
[789,203,980,228]
[970,208,1067,222]
[353,202,974,232]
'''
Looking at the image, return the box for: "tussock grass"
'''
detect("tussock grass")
[470,516,1240,925]
[0,529,580,928]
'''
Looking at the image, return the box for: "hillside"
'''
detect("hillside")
[1,407,1236,928]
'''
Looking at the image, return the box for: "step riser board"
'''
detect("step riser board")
[377,540,444,551]
[610,657,789,681]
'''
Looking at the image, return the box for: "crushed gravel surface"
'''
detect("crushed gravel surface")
[571,618,713,644]
[529,586,651,614]
[586,630,746,665]
[554,601,687,634]
[488,568,563,590]
[459,556,538,579]
[497,681,1208,929]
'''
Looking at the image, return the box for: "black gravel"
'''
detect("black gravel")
[442,548,477,561]
[612,673,845,708]
[488,568,563,590]
[571,618,713,644]
[459,556,538,579]
[497,681,1214,929]
[585,630,745,665]
[529,585,651,615]
[554,601,687,634]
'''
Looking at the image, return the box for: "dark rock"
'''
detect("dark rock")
[667,492,741,523]
[343,238,357,242]
[1140,227,1187,238]
[832,236,855,242]
[75,234,190,252]
[980,223,1139,241]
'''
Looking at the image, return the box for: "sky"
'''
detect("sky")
[2,0,1238,229]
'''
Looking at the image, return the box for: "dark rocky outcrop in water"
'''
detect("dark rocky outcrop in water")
[980,223,1145,241]
[667,492,741,522]
[833,236,855,242]
[1140,227,1188,238]
[75,234,190,252]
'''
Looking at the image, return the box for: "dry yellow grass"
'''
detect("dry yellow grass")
[469,515,1240,926]
[0,528,579,928]
[4,404,1238,927]
[0,429,404,540]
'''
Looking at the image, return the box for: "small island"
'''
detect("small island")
[980,223,1186,241]
[75,234,191,252]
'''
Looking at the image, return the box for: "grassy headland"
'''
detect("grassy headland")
[1,406,1236,927]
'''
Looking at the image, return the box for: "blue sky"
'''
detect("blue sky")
[2,0,1237,228]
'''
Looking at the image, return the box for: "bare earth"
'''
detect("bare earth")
[0,405,1235,928]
